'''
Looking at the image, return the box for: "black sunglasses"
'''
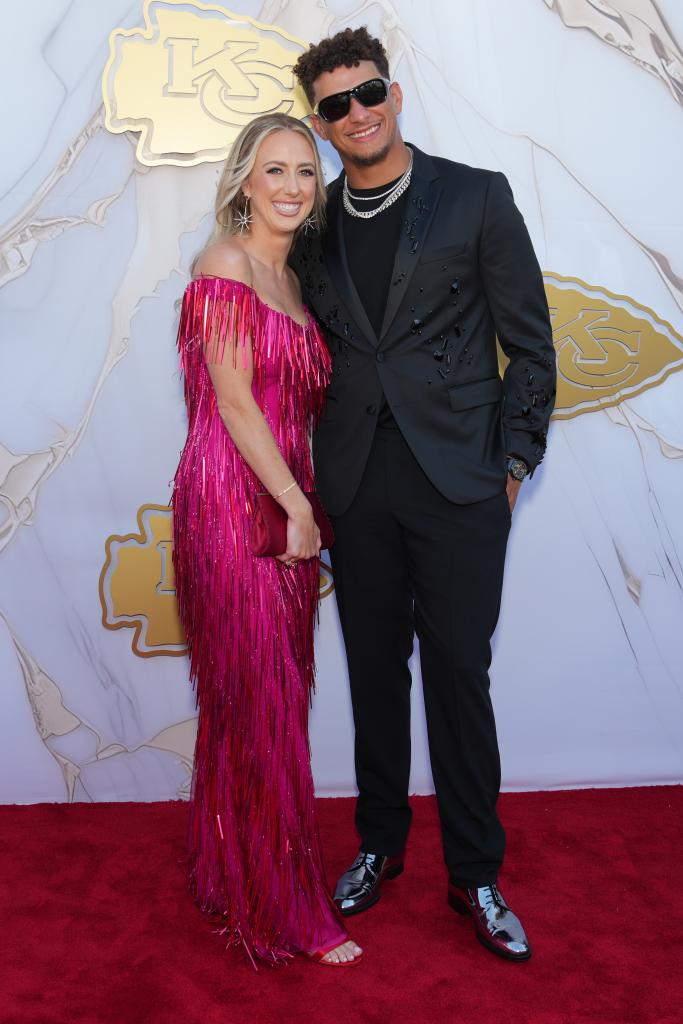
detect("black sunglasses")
[314,77,392,123]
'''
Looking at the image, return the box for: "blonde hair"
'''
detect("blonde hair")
[205,114,326,248]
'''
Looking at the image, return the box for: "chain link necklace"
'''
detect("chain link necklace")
[346,178,402,202]
[342,151,414,220]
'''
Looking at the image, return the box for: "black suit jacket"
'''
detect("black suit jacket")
[291,145,556,515]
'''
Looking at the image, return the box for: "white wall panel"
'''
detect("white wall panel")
[1,0,681,802]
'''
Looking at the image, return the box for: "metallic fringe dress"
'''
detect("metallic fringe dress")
[171,276,345,965]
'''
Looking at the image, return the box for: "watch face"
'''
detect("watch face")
[509,459,527,481]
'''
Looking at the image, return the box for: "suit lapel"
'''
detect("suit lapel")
[379,147,441,342]
[322,181,379,347]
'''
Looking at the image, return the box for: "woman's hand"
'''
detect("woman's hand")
[277,505,321,565]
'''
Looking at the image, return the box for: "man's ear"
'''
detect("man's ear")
[310,114,328,142]
[389,81,403,116]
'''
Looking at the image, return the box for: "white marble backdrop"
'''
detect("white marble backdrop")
[1,0,682,803]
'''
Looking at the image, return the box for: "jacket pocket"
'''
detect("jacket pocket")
[419,242,469,265]
[447,376,502,412]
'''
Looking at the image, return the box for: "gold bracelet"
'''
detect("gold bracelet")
[273,480,297,499]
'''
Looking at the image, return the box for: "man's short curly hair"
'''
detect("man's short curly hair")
[293,27,390,107]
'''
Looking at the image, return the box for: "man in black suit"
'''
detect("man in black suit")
[292,28,556,962]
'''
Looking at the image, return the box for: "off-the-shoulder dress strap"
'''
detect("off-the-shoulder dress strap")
[179,274,255,365]
[192,274,309,329]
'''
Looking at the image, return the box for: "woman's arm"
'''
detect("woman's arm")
[195,243,319,561]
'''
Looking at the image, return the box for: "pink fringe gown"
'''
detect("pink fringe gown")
[172,275,345,965]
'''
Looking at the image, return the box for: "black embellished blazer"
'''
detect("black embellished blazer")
[291,145,556,515]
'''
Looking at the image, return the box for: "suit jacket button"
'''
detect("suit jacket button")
[366,404,377,414]
[376,352,385,362]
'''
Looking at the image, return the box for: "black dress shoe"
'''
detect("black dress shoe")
[448,882,532,961]
[333,851,404,916]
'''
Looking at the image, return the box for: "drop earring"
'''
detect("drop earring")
[303,215,317,234]
[236,195,253,234]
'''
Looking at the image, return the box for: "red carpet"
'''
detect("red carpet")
[1,788,681,1024]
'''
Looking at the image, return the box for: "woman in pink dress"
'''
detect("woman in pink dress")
[172,114,361,967]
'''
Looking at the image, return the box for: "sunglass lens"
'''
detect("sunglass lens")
[319,94,350,122]
[356,79,389,107]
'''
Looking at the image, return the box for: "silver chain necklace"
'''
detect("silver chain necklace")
[342,151,414,220]
[346,179,402,201]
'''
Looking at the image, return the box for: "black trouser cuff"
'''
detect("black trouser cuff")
[449,874,498,890]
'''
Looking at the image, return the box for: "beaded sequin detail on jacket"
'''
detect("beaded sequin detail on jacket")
[172,276,343,965]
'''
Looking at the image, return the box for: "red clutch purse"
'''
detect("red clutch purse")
[250,492,335,557]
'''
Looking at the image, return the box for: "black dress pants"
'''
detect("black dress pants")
[329,427,510,887]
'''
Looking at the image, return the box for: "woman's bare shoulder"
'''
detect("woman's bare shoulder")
[193,241,253,286]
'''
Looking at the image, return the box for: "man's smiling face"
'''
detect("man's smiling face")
[311,59,403,168]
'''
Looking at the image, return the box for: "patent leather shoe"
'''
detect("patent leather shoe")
[448,882,532,961]
[334,851,404,916]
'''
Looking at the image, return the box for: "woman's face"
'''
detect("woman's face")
[243,129,318,236]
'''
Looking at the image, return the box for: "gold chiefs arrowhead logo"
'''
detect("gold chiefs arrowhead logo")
[99,505,185,657]
[496,274,683,417]
[102,0,310,166]
[544,273,683,418]
[99,505,335,658]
